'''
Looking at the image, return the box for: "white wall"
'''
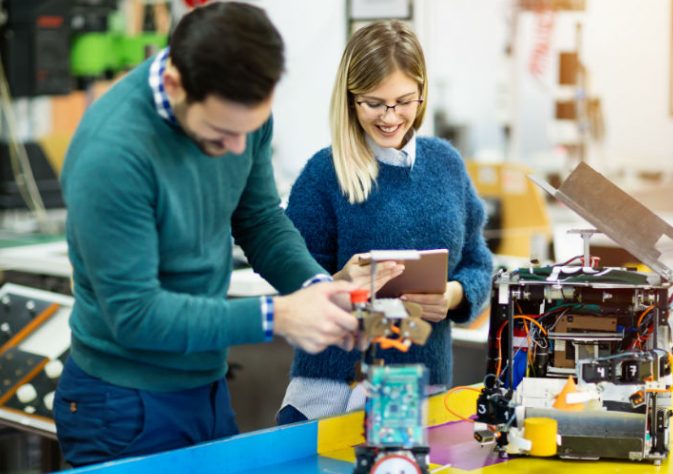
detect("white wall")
[421,0,508,158]
[583,0,673,175]
[256,0,346,194]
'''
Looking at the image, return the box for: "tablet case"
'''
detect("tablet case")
[376,249,448,298]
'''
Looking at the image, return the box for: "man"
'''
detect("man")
[54,3,362,466]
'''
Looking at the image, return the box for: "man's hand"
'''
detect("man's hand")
[333,253,404,291]
[273,281,359,354]
[401,281,464,323]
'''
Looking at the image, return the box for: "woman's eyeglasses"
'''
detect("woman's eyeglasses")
[355,98,424,116]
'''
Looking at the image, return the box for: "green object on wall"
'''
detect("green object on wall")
[121,33,168,68]
[71,32,167,78]
[70,33,114,76]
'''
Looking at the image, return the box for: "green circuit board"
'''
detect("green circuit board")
[365,364,427,447]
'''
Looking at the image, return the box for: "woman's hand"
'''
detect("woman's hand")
[333,253,405,291]
[401,281,464,323]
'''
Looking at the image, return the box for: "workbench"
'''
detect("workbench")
[60,389,672,474]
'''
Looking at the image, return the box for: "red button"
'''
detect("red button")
[350,289,369,304]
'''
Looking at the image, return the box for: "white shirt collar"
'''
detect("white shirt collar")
[366,130,417,168]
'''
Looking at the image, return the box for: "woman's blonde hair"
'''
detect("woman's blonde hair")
[330,20,428,204]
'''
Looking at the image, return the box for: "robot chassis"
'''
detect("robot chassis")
[474,163,673,463]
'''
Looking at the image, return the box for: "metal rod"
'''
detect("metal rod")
[508,293,515,389]
[370,260,377,306]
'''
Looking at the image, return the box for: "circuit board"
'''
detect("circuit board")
[365,364,427,448]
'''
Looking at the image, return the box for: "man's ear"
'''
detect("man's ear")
[163,64,186,103]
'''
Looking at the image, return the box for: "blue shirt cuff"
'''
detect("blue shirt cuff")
[260,296,274,342]
[301,273,333,288]
[260,274,332,342]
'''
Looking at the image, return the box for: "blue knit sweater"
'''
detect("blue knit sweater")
[286,137,493,385]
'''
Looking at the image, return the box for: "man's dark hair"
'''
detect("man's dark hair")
[169,2,285,104]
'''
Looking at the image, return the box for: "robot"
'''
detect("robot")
[474,163,673,463]
[349,251,433,474]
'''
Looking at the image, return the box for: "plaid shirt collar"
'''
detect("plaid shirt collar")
[148,48,177,126]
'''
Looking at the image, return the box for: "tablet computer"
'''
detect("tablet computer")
[367,248,448,298]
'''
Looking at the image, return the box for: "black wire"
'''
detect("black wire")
[556,255,584,266]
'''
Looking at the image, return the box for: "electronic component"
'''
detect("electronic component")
[476,374,514,426]
[578,349,670,385]
[474,163,673,464]
[0,0,71,97]
[366,365,427,447]
[355,364,430,473]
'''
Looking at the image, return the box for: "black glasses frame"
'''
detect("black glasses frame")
[355,98,424,114]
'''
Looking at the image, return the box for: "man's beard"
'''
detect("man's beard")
[193,137,228,157]
[172,103,228,157]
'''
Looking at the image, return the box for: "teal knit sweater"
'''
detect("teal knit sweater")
[61,58,324,391]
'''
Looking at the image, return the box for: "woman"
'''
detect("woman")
[278,20,493,423]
